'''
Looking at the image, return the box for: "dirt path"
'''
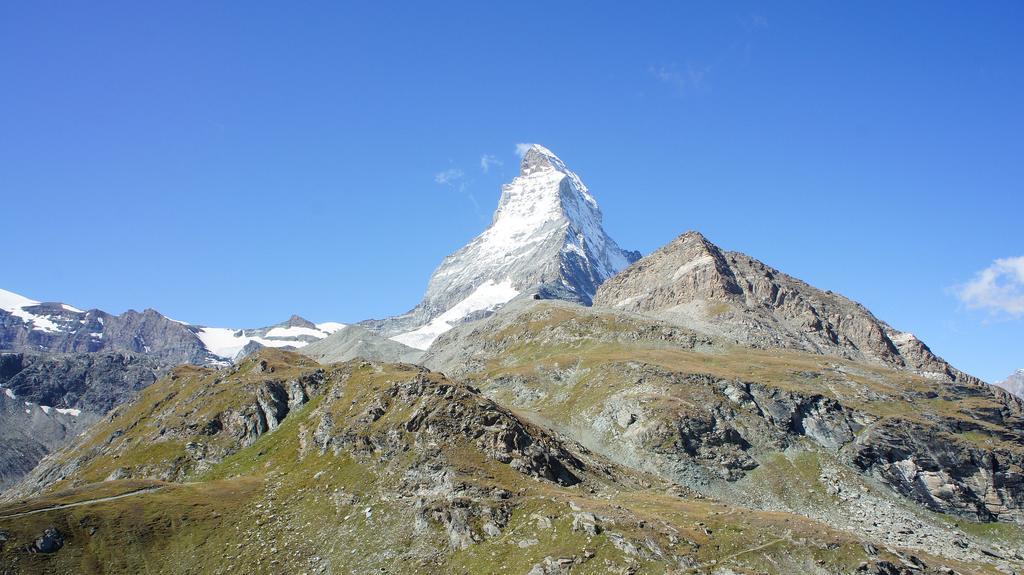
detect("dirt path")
[686,530,792,572]
[0,486,165,521]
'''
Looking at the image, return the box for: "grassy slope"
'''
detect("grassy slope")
[0,348,1015,574]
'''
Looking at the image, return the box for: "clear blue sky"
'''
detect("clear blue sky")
[1,2,1021,382]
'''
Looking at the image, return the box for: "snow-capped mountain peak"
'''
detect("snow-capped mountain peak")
[996,369,1024,398]
[366,144,639,349]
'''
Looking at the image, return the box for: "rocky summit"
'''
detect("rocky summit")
[0,147,1021,575]
[594,231,972,382]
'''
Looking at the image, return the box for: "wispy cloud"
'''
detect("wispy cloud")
[479,154,502,173]
[956,256,1024,318]
[434,168,464,185]
[434,167,483,221]
[515,143,534,157]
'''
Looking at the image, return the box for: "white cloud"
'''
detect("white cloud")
[957,256,1024,318]
[434,168,464,185]
[479,154,502,173]
[515,143,534,157]
[434,166,484,221]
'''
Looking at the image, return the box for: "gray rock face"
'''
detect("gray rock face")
[851,417,1024,522]
[594,231,976,382]
[995,369,1024,398]
[298,326,423,364]
[0,387,99,491]
[1,352,166,414]
[0,351,163,491]
[362,144,638,348]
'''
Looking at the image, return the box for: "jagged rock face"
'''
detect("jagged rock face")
[996,369,1024,398]
[0,385,99,491]
[594,232,973,381]
[0,352,166,492]
[364,144,638,349]
[0,352,165,414]
[852,418,1024,522]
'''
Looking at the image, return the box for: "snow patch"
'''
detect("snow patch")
[391,279,519,350]
[197,327,314,360]
[196,327,250,359]
[0,288,38,311]
[56,407,82,417]
[316,322,346,334]
[890,332,919,346]
[3,388,15,399]
[264,325,338,340]
[0,288,62,332]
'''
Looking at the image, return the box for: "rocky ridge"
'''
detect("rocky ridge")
[594,231,977,383]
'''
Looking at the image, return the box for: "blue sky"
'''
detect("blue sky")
[1,2,1021,381]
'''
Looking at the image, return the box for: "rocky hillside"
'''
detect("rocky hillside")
[424,299,1024,569]
[0,287,349,491]
[2,349,1008,574]
[362,145,639,349]
[594,232,975,382]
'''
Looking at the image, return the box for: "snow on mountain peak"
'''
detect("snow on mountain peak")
[0,288,69,333]
[376,144,639,349]
[0,288,39,312]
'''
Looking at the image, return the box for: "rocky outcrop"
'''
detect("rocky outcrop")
[851,419,1024,522]
[309,370,584,487]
